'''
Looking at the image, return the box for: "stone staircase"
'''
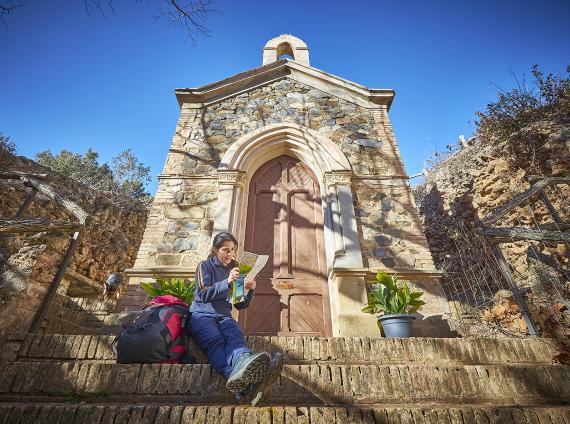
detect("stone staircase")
[1,334,569,423]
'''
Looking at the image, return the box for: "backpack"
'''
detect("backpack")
[115,295,193,364]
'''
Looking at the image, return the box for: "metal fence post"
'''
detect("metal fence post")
[489,242,540,336]
[28,231,82,333]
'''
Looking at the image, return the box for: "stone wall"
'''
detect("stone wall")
[167,80,385,177]
[414,121,570,336]
[415,122,569,274]
[135,79,433,273]
[134,178,217,271]
[0,149,149,335]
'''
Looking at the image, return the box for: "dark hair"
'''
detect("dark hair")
[208,232,239,267]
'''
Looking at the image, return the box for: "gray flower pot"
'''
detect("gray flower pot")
[378,314,416,338]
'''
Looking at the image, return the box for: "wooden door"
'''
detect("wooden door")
[239,155,332,336]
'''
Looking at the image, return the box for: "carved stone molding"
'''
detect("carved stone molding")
[217,170,246,189]
[324,171,353,188]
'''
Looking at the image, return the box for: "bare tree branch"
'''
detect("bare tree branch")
[0,0,27,27]
[153,0,216,44]
[84,0,215,42]
[84,0,114,19]
[2,0,216,41]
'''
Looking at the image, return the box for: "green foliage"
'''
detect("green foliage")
[0,131,16,154]
[140,276,196,305]
[111,149,152,200]
[476,65,570,140]
[361,272,425,316]
[35,148,151,200]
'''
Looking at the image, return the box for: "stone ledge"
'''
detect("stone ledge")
[124,267,195,278]
[12,334,562,366]
[0,404,569,424]
[1,362,569,406]
[2,404,570,424]
[330,267,442,282]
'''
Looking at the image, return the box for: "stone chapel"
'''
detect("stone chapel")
[126,34,450,337]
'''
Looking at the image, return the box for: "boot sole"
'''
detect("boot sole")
[226,353,271,394]
[250,353,283,407]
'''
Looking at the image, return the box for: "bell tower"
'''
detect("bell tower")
[262,34,310,66]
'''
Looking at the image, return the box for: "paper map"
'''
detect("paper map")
[228,251,269,304]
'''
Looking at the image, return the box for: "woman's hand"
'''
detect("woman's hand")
[244,280,256,290]
[228,267,240,285]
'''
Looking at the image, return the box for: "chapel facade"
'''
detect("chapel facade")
[126,35,450,337]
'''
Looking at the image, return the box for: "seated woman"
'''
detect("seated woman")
[189,232,279,397]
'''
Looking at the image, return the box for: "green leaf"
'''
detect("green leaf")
[140,282,159,298]
[410,292,423,300]
[408,300,426,314]
[153,275,166,286]
[139,277,196,305]
[362,272,425,316]
[376,272,393,287]
[402,283,411,304]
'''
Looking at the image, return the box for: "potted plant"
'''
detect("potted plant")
[361,272,425,338]
[140,276,196,305]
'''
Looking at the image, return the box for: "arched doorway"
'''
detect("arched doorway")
[238,155,332,336]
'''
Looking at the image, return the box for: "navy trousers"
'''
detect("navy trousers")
[189,313,251,379]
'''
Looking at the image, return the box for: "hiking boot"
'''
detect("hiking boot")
[249,352,283,406]
[226,351,271,394]
[234,352,283,404]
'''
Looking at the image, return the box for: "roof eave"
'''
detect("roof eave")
[175,59,395,110]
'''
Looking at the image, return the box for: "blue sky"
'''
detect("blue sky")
[1,0,569,193]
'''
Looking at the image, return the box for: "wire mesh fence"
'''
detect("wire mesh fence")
[440,180,570,344]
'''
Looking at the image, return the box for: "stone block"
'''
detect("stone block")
[355,139,382,148]
[171,238,197,253]
[375,235,392,246]
[354,208,370,218]
[156,243,171,253]
[381,197,393,211]
[373,248,389,257]
[165,206,205,219]
[155,254,181,266]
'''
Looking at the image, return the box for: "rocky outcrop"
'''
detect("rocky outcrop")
[414,121,570,337]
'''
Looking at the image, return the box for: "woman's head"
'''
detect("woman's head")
[208,232,238,267]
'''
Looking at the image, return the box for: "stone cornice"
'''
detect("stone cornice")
[324,170,353,188]
[175,59,395,110]
[217,170,246,189]
[330,267,442,281]
[125,267,195,278]
[351,174,409,181]
[157,174,216,180]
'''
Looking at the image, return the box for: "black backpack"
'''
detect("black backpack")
[115,297,192,364]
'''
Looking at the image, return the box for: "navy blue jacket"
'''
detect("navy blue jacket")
[189,256,254,316]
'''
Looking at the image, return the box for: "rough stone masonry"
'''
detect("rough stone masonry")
[126,34,449,337]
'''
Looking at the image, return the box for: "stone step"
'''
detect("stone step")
[1,362,569,406]
[4,333,561,365]
[0,403,569,424]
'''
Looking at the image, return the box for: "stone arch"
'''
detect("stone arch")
[219,122,351,181]
[215,122,363,277]
[263,34,310,66]
[214,122,365,336]
[276,42,294,60]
